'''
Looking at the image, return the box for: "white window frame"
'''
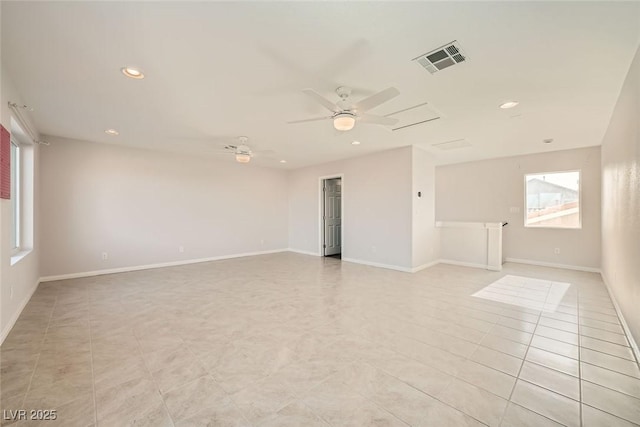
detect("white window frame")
[524,169,582,229]
[10,139,21,255]
[9,117,35,265]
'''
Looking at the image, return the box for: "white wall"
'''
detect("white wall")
[411,146,439,269]
[601,45,640,346]
[288,147,413,270]
[436,146,601,270]
[0,64,41,342]
[39,136,288,277]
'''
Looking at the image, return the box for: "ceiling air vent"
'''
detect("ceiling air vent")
[431,138,471,150]
[414,41,467,74]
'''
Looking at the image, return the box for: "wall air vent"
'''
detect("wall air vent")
[413,41,467,74]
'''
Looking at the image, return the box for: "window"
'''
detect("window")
[9,118,34,263]
[525,170,581,228]
[10,140,20,252]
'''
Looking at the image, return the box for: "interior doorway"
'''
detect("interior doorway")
[321,177,342,258]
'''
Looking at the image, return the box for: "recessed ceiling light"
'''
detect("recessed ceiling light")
[279,160,287,163]
[351,141,361,145]
[543,138,554,144]
[499,101,519,109]
[121,67,144,79]
[104,129,119,136]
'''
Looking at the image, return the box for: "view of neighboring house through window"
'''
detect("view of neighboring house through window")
[11,139,21,252]
[525,171,581,228]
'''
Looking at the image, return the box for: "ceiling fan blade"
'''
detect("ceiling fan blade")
[253,149,276,158]
[358,113,399,126]
[302,89,340,113]
[354,87,400,112]
[209,149,235,155]
[287,115,333,124]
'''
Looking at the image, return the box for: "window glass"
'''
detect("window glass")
[10,140,20,250]
[525,171,580,228]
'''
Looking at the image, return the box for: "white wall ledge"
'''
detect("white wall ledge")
[10,249,33,266]
[436,221,503,229]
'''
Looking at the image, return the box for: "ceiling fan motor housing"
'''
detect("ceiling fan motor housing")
[336,86,352,99]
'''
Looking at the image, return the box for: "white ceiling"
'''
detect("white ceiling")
[2,2,639,168]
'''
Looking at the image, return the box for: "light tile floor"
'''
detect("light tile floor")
[1,253,640,426]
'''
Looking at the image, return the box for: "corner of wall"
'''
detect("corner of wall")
[599,44,640,349]
[1,64,42,342]
[410,145,439,270]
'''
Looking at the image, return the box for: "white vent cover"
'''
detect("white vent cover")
[383,102,442,131]
[414,41,467,74]
[431,138,471,150]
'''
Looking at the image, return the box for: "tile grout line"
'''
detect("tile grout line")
[87,288,98,427]
[579,358,640,380]
[291,365,352,427]
[19,288,58,410]
[497,283,547,426]
[312,361,426,427]
[579,377,640,402]
[524,348,640,381]
[297,400,334,427]
[133,324,177,426]
[503,287,640,424]
[577,288,584,427]
[522,357,579,379]
[362,291,565,410]
[529,333,634,363]
[377,306,539,364]
[5,257,636,426]
[358,286,524,424]
[205,342,265,427]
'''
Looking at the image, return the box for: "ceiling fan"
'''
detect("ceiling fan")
[221,136,271,163]
[288,86,400,131]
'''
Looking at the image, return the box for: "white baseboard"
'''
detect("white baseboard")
[291,252,438,274]
[286,251,439,274]
[601,273,640,365]
[438,259,491,270]
[39,249,289,282]
[286,248,320,257]
[411,259,440,273]
[1,279,39,345]
[505,257,601,273]
[342,257,413,273]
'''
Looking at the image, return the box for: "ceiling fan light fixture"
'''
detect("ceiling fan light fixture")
[121,66,145,79]
[499,101,519,109]
[333,113,356,131]
[235,153,251,163]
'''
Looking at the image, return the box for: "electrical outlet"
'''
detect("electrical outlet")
[101,252,108,260]
[509,207,520,213]
[179,246,184,253]
[371,246,377,253]
[260,239,265,245]
[554,248,560,255]
[10,285,13,299]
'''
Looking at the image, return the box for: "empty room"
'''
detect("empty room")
[1,1,639,426]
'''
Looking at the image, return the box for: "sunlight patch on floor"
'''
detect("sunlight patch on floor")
[472,274,571,312]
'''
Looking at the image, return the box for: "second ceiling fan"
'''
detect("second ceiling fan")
[289,86,400,131]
